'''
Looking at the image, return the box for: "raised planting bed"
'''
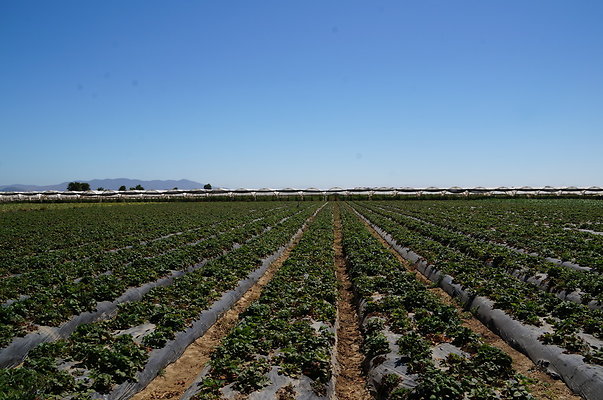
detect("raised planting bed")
[0,203,324,399]
[340,204,534,399]
[0,202,287,272]
[182,205,337,400]
[351,203,603,400]
[358,202,602,307]
[369,199,603,273]
[0,205,310,366]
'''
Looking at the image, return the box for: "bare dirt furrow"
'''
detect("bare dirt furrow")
[131,210,321,400]
[333,204,373,400]
[353,205,580,400]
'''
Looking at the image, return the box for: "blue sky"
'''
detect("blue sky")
[1,1,602,189]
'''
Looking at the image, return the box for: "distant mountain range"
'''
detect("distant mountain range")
[0,179,208,192]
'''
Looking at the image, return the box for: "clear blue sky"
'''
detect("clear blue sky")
[1,1,602,189]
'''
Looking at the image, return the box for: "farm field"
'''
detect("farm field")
[0,199,601,399]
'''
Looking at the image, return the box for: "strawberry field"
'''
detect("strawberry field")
[0,199,601,399]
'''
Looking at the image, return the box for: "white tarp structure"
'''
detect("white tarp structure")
[1,186,602,202]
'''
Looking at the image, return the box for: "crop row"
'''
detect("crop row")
[0,206,306,367]
[0,203,288,303]
[0,202,220,258]
[0,203,322,399]
[339,204,534,399]
[361,202,603,307]
[0,204,307,349]
[375,200,597,273]
[374,199,603,272]
[185,204,337,400]
[350,203,603,366]
[0,202,287,275]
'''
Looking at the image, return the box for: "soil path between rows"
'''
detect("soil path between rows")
[333,204,373,400]
[352,205,580,400]
[131,213,316,400]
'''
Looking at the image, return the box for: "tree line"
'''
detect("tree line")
[67,182,213,191]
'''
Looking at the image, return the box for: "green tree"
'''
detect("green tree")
[135,184,144,190]
[97,187,105,191]
[118,185,126,191]
[204,183,212,190]
[67,182,90,191]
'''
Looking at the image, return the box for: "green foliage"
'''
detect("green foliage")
[190,206,336,398]
[0,368,48,400]
[67,181,90,191]
[233,359,270,393]
[584,347,603,365]
[471,345,513,382]
[339,203,535,399]
[410,368,464,399]
[353,200,603,362]
[363,331,390,359]
[0,201,321,398]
